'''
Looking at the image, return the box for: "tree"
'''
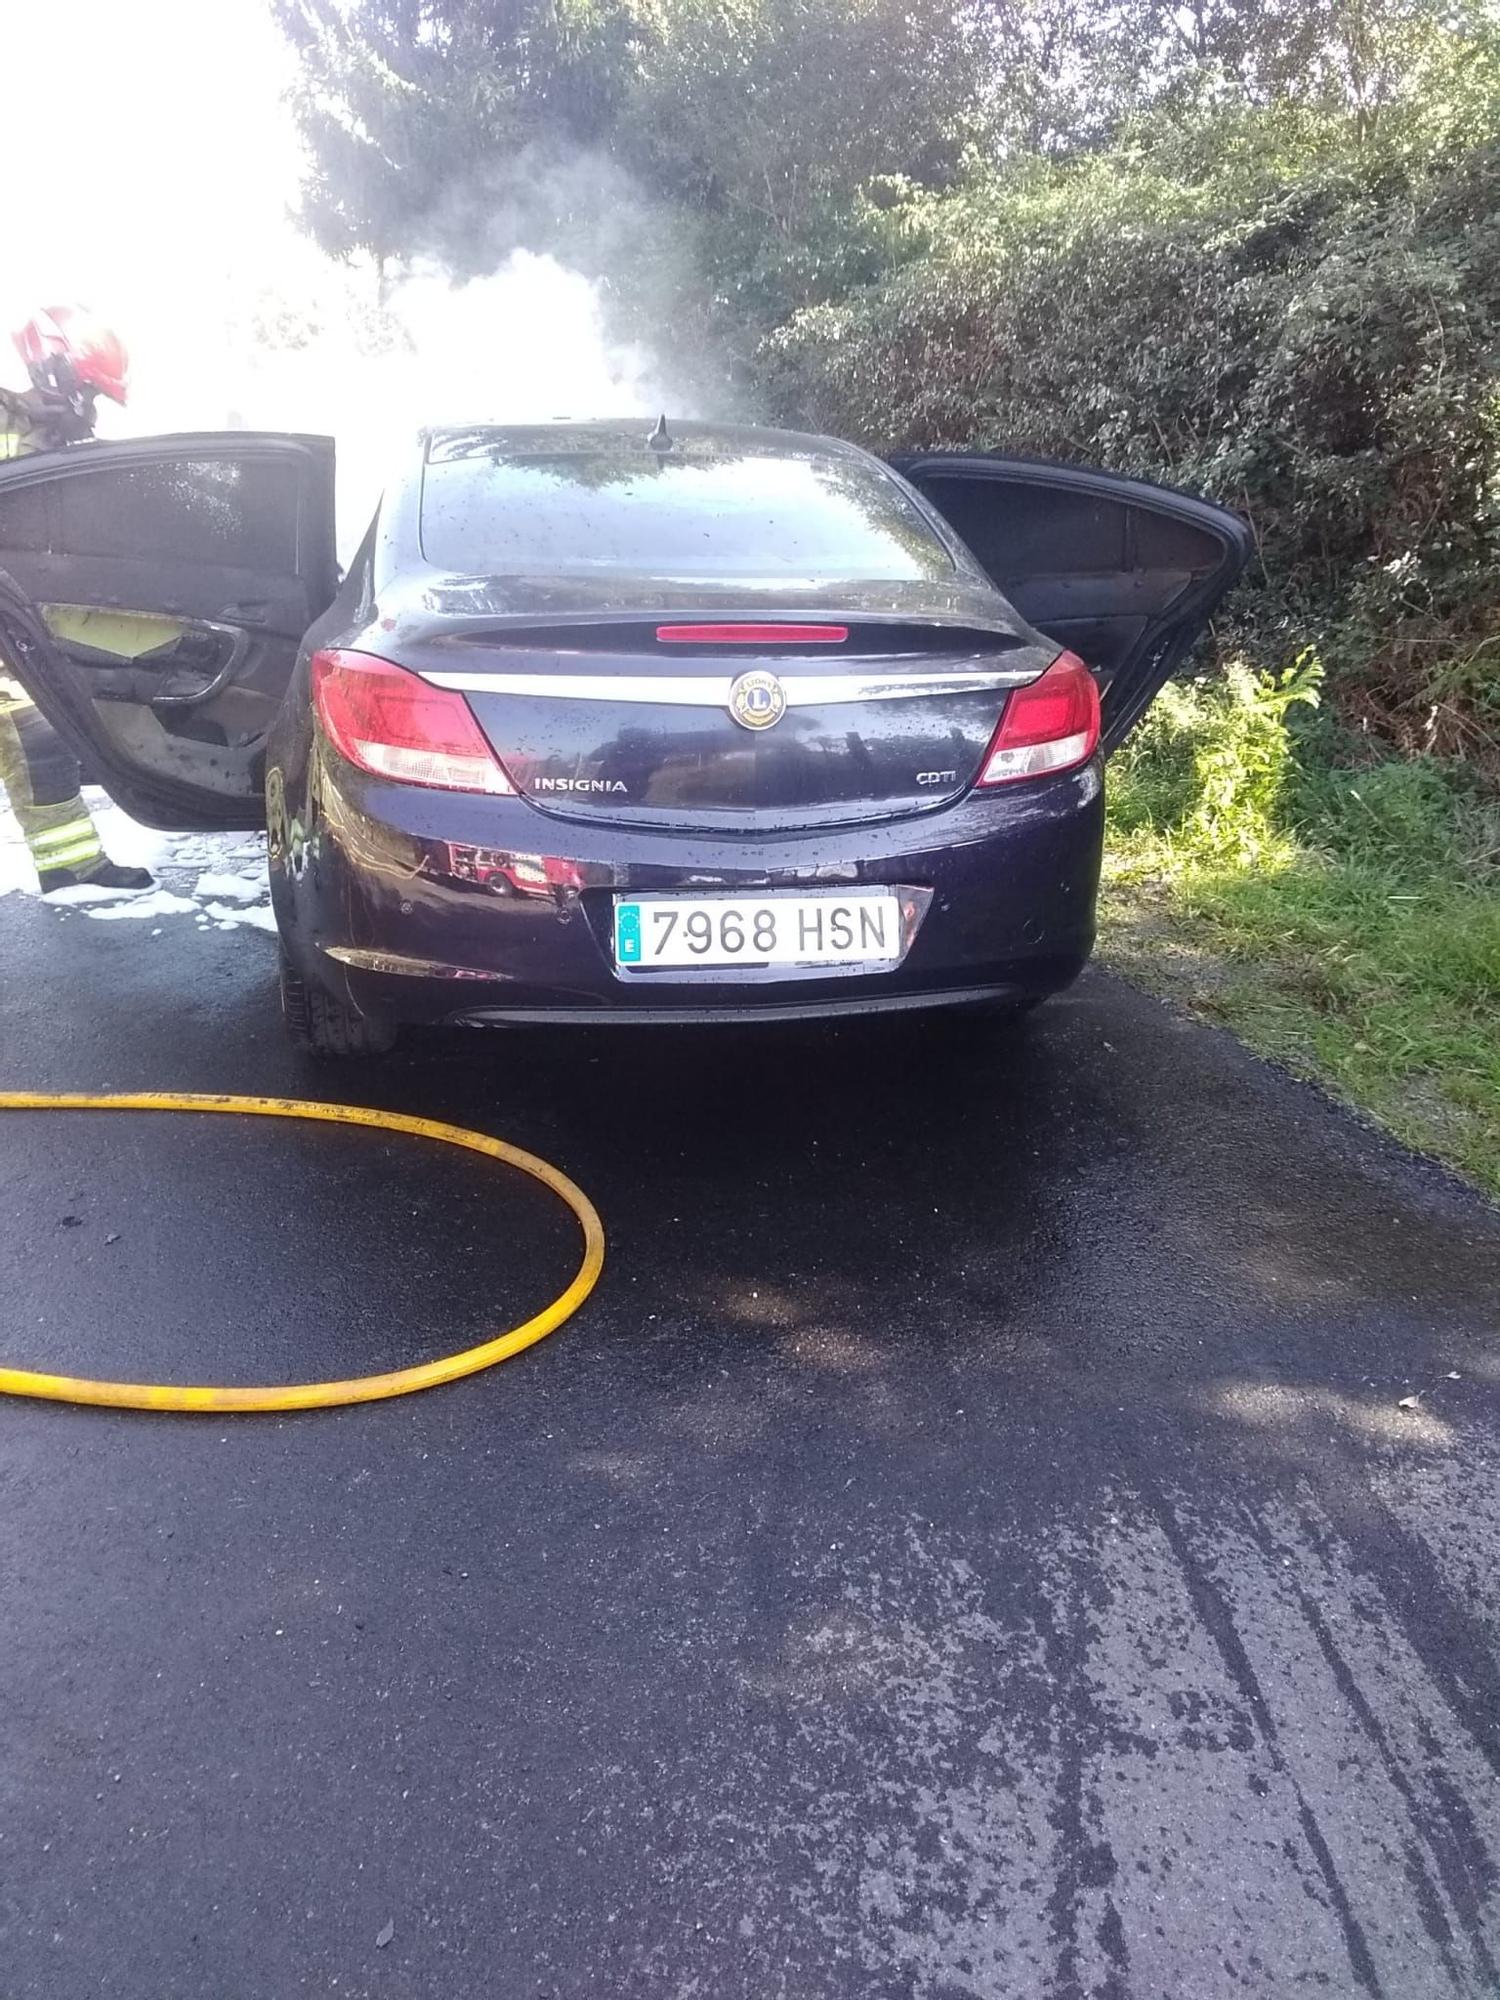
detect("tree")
[980,0,1499,152]
[275,0,645,263]
[762,87,1500,752]
[276,0,997,294]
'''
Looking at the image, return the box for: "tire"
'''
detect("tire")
[279,948,396,1057]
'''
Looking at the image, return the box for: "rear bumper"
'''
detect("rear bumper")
[270,753,1104,1028]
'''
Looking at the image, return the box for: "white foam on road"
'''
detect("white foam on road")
[84,888,203,922]
[41,882,137,906]
[1,788,273,939]
[193,869,265,903]
[203,899,279,933]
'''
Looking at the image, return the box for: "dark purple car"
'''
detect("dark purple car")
[0,421,1248,1053]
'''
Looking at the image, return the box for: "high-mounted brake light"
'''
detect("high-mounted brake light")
[655,624,848,646]
[311,649,515,794]
[977,650,1100,786]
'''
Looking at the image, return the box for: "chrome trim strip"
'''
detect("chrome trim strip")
[322,945,496,979]
[420,666,1032,705]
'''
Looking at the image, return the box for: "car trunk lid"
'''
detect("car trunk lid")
[403,614,1054,831]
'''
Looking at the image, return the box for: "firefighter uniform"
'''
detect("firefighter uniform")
[0,681,106,878]
[0,387,145,891]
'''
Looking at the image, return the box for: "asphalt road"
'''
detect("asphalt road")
[2,884,1499,2000]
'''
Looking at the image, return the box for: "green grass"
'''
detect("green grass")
[1098,666,1500,1199]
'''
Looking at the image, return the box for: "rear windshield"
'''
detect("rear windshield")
[420,435,955,581]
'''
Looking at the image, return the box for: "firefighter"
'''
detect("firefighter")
[0,308,151,892]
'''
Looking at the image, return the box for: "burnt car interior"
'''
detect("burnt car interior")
[0,436,336,825]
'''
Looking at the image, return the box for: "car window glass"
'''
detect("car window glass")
[0,481,53,552]
[421,437,955,581]
[0,457,300,571]
[1131,504,1223,572]
[915,475,1128,579]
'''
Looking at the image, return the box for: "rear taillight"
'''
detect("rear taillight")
[311,649,515,794]
[977,650,1100,787]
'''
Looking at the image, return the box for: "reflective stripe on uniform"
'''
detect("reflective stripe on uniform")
[29,817,103,854]
[26,818,104,871]
[0,660,107,880]
[32,838,105,873]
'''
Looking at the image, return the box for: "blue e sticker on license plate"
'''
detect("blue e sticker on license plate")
[615,902,644,963]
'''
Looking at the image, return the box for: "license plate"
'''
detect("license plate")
[614,891,901,970]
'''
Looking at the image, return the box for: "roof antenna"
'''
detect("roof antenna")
[647,413,674,453]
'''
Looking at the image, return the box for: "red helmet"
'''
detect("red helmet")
[14,306,129,405]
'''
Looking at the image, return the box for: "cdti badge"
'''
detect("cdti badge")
[727,670,786,731]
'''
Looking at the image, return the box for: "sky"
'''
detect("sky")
[0,0,660,538]
[0,0,307,427]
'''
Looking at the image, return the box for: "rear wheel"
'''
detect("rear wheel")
[279,947,396,1057]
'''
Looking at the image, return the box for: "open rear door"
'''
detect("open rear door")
[0,432,336,829]
[889,455,1251,752]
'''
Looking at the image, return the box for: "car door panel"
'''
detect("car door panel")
[0,434,336,829]
[889,454,1251,751]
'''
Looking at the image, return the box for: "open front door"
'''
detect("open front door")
[0,432,336,829]
[889,455,1251,752]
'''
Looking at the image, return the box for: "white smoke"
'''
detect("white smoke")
[0,0,686,557]
[119,248,669,554]
[329,254,667,543]
[0,0,729,915]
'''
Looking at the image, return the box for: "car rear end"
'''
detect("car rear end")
[268,424,1104,1034]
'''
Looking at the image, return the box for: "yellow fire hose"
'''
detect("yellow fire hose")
[0,1091,604,1415]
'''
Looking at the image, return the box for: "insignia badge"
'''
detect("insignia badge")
[727,669,786,731]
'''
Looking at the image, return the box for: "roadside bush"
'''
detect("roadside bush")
[1109,650,1500,881]
[1287,753,1500,876]
[761,97,1500,768]
[1109,656,1323,863]
[1103,662,1500,1194]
